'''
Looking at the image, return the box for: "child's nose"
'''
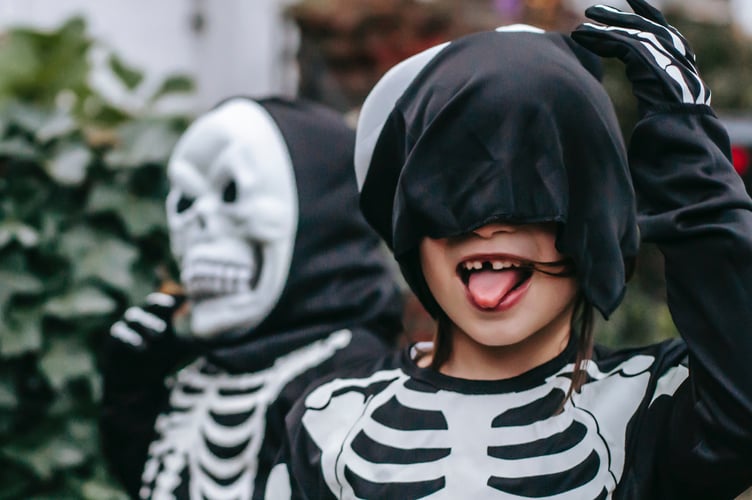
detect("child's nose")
[472,223,515,239]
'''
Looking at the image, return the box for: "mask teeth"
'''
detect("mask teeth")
[182,260,254,299]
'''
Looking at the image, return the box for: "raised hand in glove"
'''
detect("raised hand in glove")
[110,293,184,350]
[571,0,711,114]
[104,292,194,382]
[100,292,193,494]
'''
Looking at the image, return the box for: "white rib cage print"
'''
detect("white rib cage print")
[140,329,352,500]
[302,354,656,499]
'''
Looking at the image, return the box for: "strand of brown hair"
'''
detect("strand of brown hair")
[558,295,594,413]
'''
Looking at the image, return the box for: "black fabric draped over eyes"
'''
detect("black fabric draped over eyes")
[357,30,639,318]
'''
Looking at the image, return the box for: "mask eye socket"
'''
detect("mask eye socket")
[176,194,195,213]
[222,179,237,203]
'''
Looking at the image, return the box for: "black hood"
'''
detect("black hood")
[355,28,638,319]
[209,97,403,371]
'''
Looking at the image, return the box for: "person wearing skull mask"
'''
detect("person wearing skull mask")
[266,2,752,499]
[98,97,404,499]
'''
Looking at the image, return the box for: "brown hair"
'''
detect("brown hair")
[565,295,595,400]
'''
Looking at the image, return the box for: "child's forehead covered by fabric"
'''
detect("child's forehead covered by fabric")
[355,28,639,318]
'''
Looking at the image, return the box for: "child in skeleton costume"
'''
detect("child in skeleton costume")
[268,2,752,499]
[99,97,403,500]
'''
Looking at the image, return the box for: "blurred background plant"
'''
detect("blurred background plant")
[0,16,193,498]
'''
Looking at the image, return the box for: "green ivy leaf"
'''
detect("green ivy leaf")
[60,227,138,289]
[0,378,17,409]
[56,224,98,259]
[35,112,77,143]
[0,136,40,162]
[2,103,50,133]
[3,430,87,480]
[58,227,138,289]
[66,420,97,458]
[0,32,40,100]
[0,269,44,294]
[0,306,43,357]
[122,198,168,237]
[77,238,138,289]
[83,101,130,126]
[76,463,129,500]
[0,18,91,109]
[0,220,40,249]
[81,479,129,500]
[39,336,96,390]
[44,286,116,319]
[104,120,179,168]
[45,143,92,186]
[85,184,129,212]
[107,54,143,90]
[151,74,194,101]
[87,185,167,237]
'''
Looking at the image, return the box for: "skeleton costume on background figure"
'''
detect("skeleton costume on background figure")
[99,97,403,499]
[269,2,752,499]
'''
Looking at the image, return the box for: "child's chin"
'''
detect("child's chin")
[459,324,535,348]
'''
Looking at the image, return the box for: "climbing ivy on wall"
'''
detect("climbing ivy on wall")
[0,17,193,498]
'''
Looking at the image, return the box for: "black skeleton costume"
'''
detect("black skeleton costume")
[99,97,403,499]
[268,3,752,499]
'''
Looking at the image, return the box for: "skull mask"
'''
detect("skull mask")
[166,100,298,340]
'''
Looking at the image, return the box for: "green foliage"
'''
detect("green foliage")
[596,245,679,348]
[0,16,193,498]
[0,18,91,109]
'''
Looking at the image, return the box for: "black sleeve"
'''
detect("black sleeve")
[629,105,752,497]
[254,368,325,499]
[98,337,170,498]
[267,395,338,500]
[253,328,396,499]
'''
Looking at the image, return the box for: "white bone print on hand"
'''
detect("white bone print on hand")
[572,0,711,108]
[580,22,709,105]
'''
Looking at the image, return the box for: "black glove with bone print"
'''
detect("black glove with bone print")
[104,292,194,382]
[571,0,711,116]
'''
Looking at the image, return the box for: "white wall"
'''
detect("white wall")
[0,0,299,114]
[731,0,752,37]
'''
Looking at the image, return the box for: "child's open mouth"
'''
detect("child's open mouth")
[457,256,533,310]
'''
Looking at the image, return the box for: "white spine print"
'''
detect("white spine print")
[141,329,352,500]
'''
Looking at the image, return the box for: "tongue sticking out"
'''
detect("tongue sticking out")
[467,269,525,309]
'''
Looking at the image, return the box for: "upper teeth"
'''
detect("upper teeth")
[462,259,519,271]
[181,259,255,298]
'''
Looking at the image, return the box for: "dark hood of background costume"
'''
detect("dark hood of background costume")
[208,97,403,372]
[354,28,639,319]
